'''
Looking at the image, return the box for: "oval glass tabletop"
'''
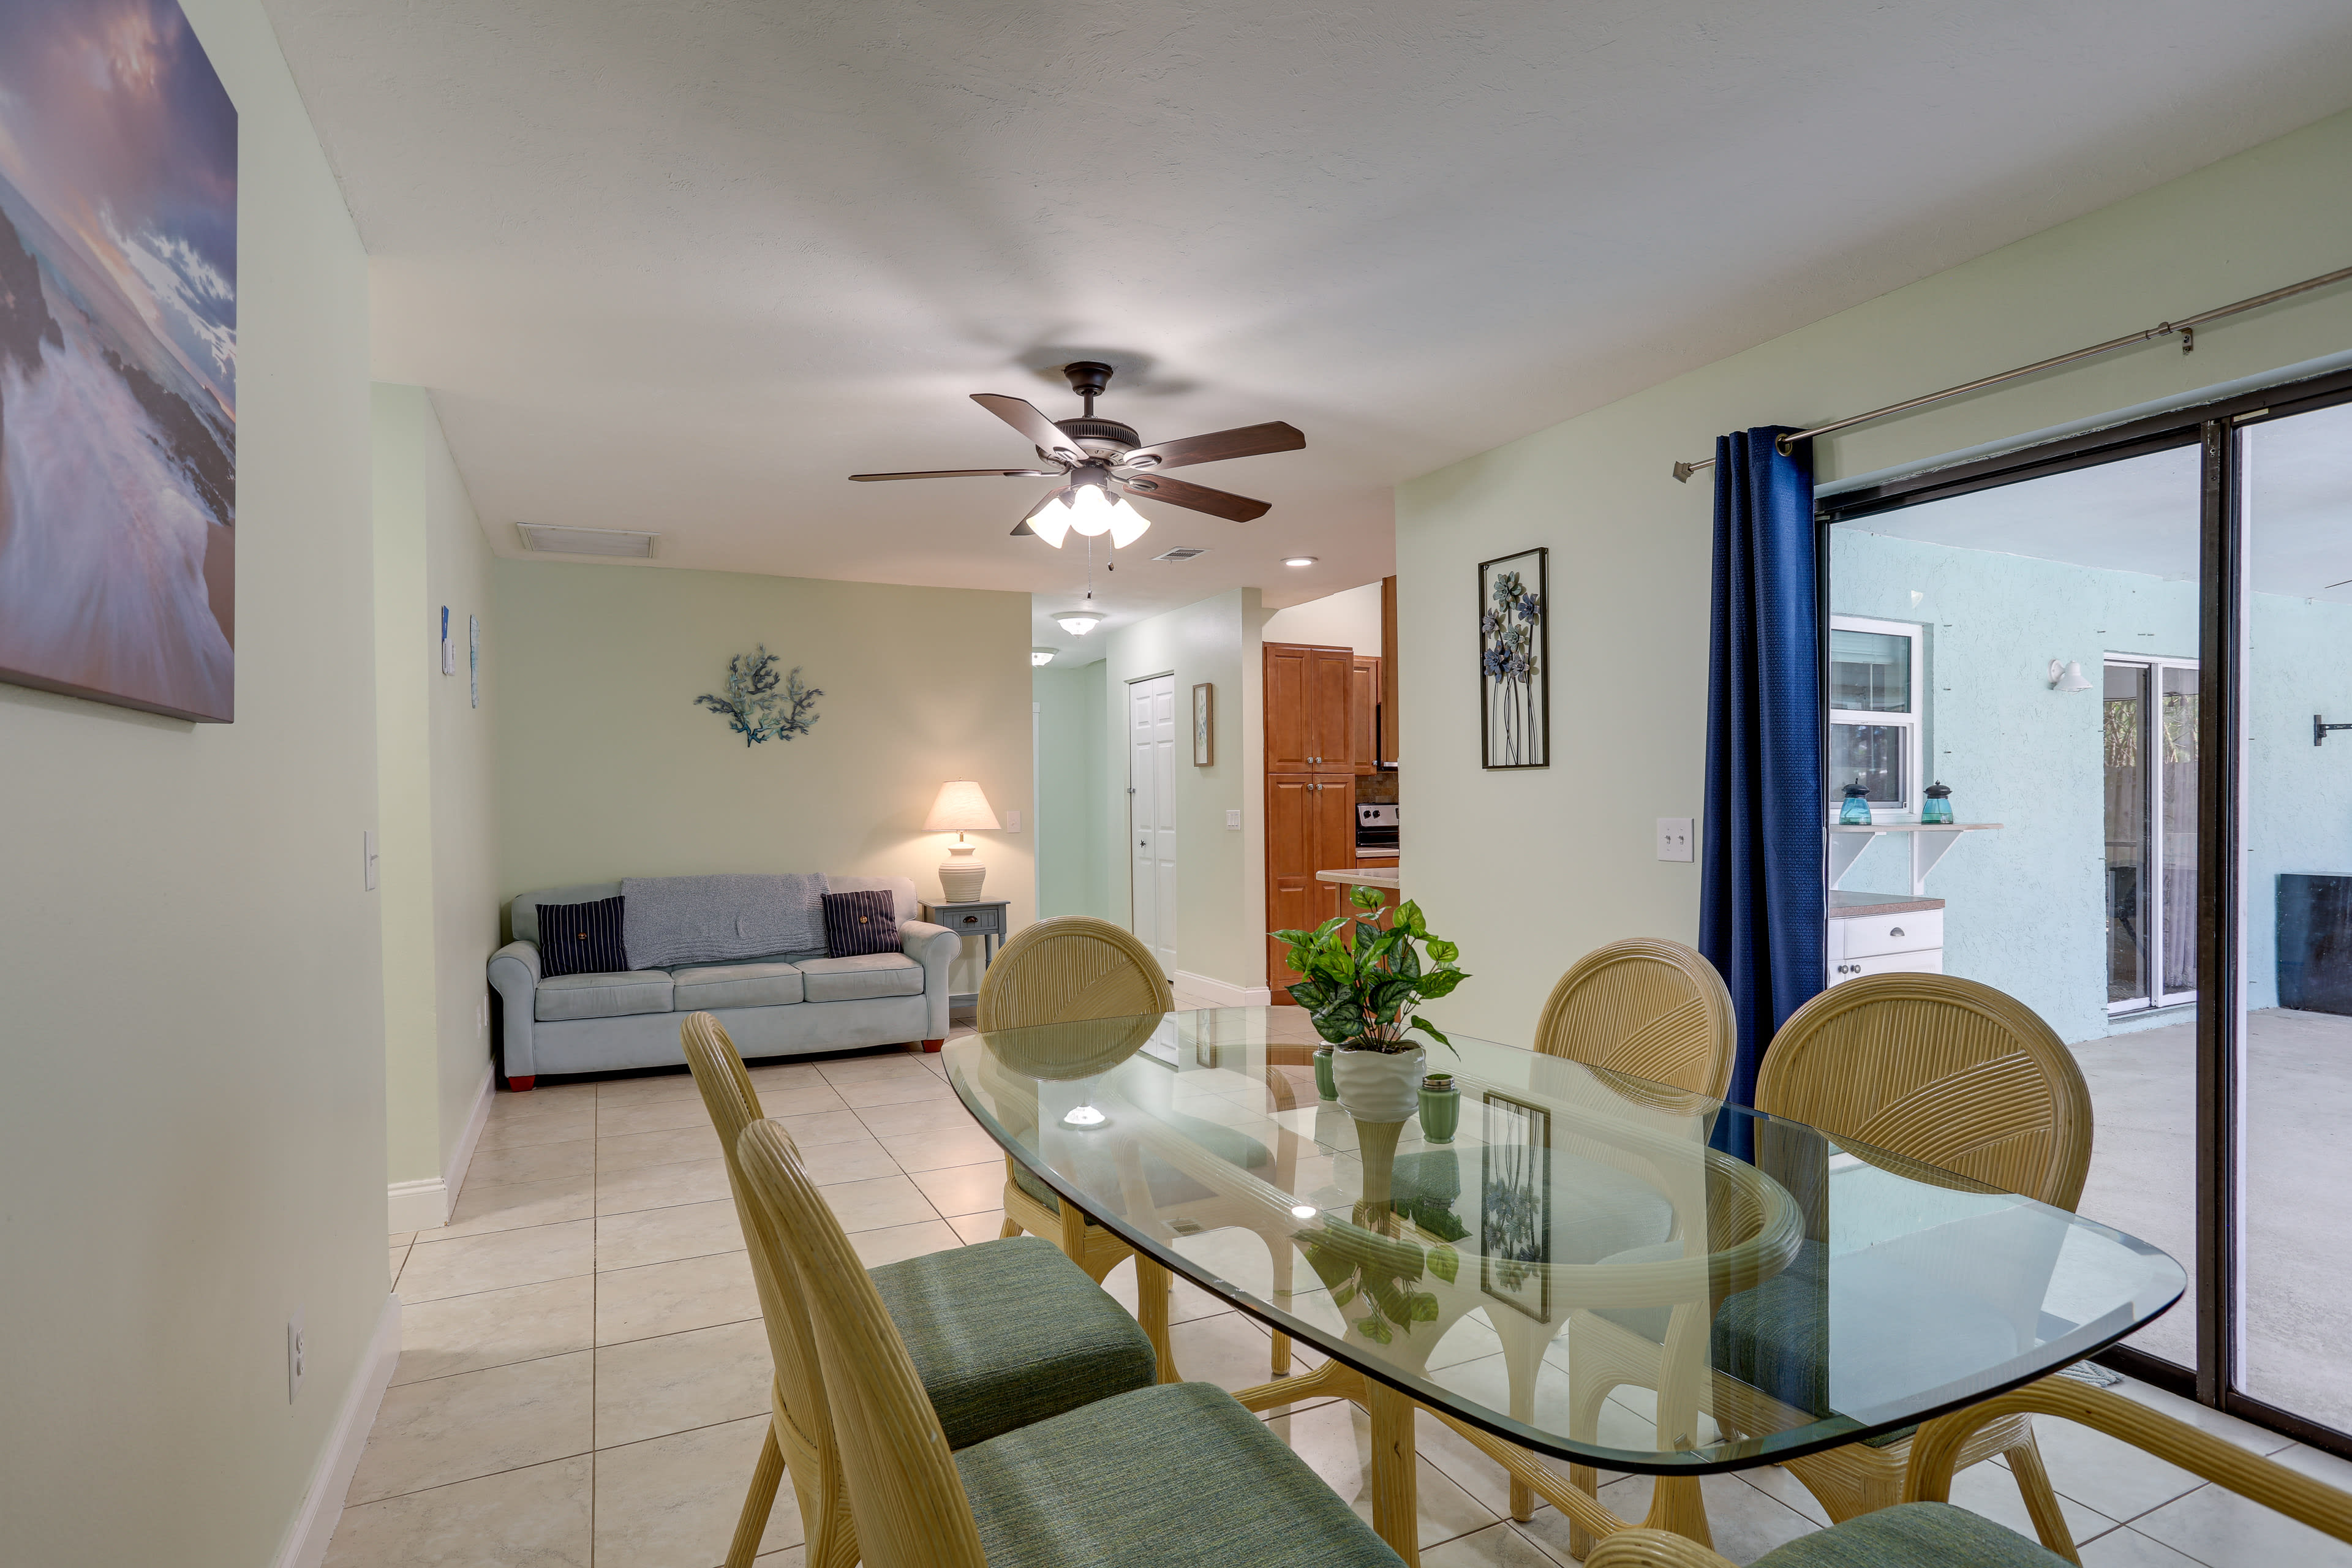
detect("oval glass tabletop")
[942,1008,2184,1476]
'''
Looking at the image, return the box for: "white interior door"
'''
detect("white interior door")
[1129,674,1178,976]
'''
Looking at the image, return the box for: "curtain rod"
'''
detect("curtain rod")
[1668,262,2352,482]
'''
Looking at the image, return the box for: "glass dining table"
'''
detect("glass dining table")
[941,1009,2184,1565]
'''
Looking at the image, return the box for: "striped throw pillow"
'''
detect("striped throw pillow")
[821,889,899,957]
[538,895,628,977]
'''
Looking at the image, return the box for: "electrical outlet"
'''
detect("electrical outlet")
[363,829,380,891]
[1005,810,1021,832]
[1226,809,1242,830]
[1656,818,1694,862]
[287,1309,306,1403]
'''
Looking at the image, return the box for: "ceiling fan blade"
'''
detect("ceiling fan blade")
[848,468,1062,481]
[1010,519,1037,537]
[1119,421,1304,472]
[1111,472,1270,523]
[972,394,1088,465]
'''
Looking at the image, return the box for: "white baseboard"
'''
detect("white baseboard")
[1173,970,1273,1008]
[386,1066,496,1233]
[442,1065,496,1213]
[273,1290,401,1568]
[386,1178,447,1233]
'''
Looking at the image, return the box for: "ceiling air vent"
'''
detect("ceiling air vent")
[515,523,659,558]
[1153,546,1208,562]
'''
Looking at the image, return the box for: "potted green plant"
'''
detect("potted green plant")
[1275,885,1469,1122]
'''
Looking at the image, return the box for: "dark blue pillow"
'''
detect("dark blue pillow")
[538,895,628,977]
[822,889,899,957]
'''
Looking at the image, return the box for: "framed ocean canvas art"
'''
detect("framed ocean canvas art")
[0,0,238,721]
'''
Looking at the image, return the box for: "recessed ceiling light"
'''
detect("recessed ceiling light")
[1283,556,1317,567]
[1030,647,1058,666]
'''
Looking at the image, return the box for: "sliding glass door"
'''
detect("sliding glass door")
[1822,366,2352,1452]
[2106,657,2199,1016]
[1823,441,2203,1370]
[2236,398,2352,1438]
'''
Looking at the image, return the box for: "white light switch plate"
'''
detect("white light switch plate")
[1656,818,1694,862]
[1226,809,1242,830]
[1005,810,1020,832]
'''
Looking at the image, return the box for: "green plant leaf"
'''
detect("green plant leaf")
[1415,967,1468,998]
[1332,1281,1357,1308]
[1395,900,1428,939]
[1407,1291,1441,1323]
[1360,1316,1393,1344]
[1428,1245,1461,1285]
[1409,1014,1456,1051]
[1394,938,1423,981]
[1425,938,1460,965]
[1349,883,1385,910]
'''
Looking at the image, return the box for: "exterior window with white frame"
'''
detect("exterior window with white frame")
[1829,615,1924,818]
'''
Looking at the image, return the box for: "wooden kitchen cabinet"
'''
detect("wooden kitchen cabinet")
[1265,772,1359,994]
[1351,656,1381,776]
[1265,642,1356,772]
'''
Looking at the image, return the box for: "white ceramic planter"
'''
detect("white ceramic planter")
[1330,1045,1427,1123]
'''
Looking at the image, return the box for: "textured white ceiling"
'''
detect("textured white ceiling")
[260,0,2352,651]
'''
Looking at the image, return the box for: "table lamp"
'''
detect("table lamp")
[924,780,1000,901]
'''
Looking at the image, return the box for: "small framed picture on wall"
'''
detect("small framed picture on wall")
[1192,682,1214,766]
[1478,547,1549,769]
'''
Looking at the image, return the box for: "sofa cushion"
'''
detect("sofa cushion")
[669,960,804,1011]
[796,951,925,1002]
[822,888,900,957]
[537,895,628,978]
[537,970,674,1022]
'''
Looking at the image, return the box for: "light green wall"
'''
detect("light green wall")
[1262,581,1384,655]
[374,385,499,1191]
[1034,661,1110,919]
[1098,589,1266,990]
[0,1,386,1562]
[494,562,1034,993]
[1397,108,2352,1044]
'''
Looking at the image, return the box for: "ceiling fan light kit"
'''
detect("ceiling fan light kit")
[846,360,1304,537]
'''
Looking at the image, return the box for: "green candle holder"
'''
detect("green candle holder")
[1313,1047,1337,1101]
[1418,1073,1461,1142]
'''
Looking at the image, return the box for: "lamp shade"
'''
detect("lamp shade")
[923,780,1001,833]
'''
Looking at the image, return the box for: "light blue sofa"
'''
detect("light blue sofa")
[487,874,957,1089]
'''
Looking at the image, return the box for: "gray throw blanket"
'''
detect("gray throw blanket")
[621,874,824,969]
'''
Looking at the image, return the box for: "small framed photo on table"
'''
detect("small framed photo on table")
[1192,682,1215,766]
[1479,1090,1553,1321]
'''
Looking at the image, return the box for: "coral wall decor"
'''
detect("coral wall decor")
[695,646,821,746]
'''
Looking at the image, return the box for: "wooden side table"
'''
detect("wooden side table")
[919,899,1009,1022]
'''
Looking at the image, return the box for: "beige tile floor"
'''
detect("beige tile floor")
[336,1005,2352,1567]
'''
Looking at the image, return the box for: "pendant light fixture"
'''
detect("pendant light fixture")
[1052,535,1108,636]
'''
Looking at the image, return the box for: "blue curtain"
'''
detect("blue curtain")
[1700,428,1824,1137]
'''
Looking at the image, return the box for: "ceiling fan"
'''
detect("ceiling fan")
[848,361,1305,546]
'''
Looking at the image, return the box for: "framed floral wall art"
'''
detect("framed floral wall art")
[1478,548,1548,768]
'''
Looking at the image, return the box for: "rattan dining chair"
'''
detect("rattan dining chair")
[1583,1374,2352,1567]
[1744,973,2095,1558]
[731,1112,1408,1568]
[1532,937,1737,1099]
[976,917,1207,1371]
[681,1012,1158,1568]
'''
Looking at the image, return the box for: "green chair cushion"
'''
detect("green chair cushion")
[869,1235,1156,1450]
[957,1380,1406,1566]
[1752,1502,2068,1566]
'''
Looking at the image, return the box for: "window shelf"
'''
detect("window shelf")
[1828,823,2003,896]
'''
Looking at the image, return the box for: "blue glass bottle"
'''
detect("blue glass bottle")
[1922,782,1954,825]
[1839,781,1874,826]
